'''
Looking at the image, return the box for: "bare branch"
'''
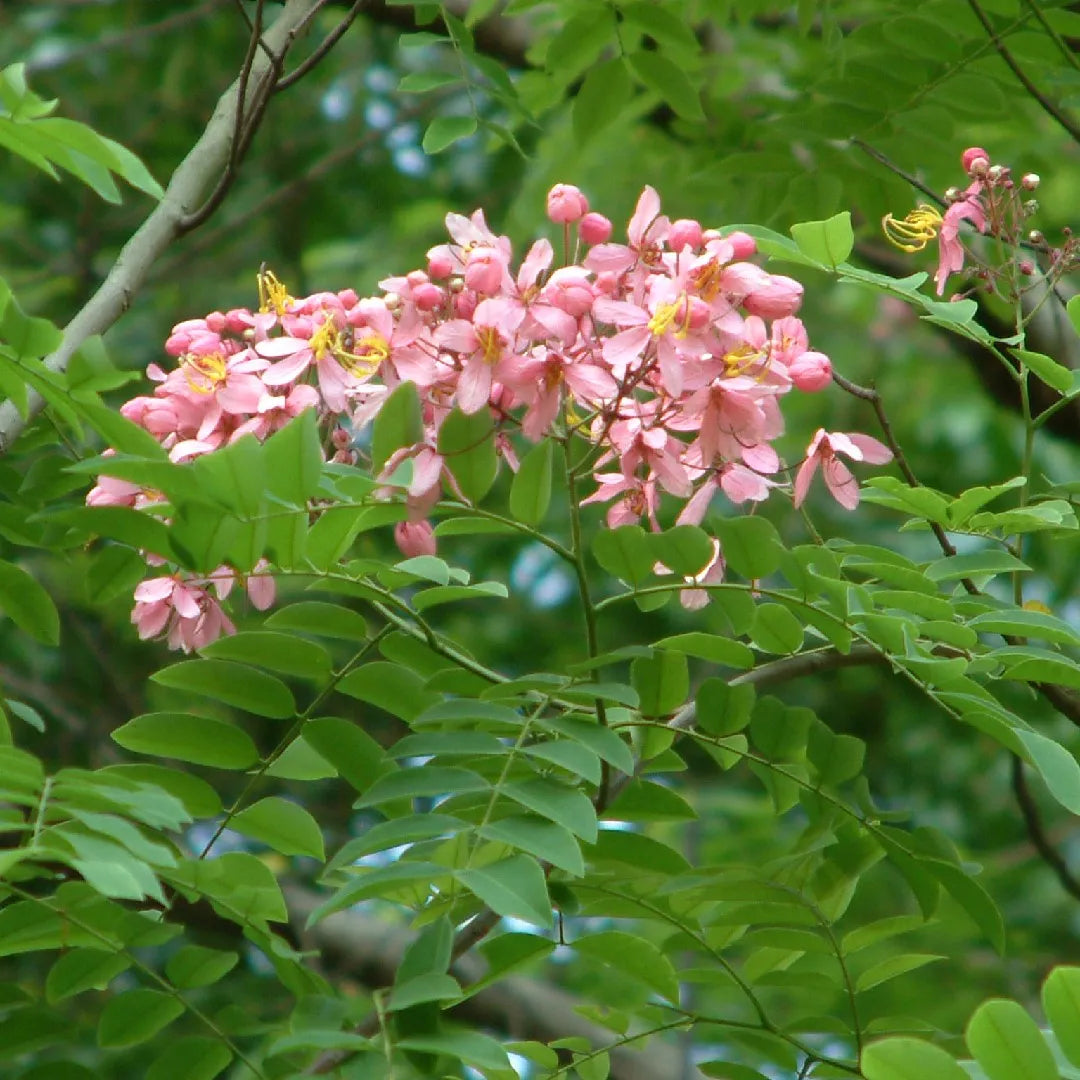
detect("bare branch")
[1011,754,1080,902]
[0,0,324,457]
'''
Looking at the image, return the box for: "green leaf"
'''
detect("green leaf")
[965,998,1058,1080]
[647,525,714,576]
[856,953,946,992]
[509,439,554,525]
[861,1037,970,1080]
[337,662,438,721]
[231,796,325,859]
[389,972,461,1010]
[713,516,783,579]
[627,49,705,121]
[398,1031,511,1072]
[1042,966,1080,1068]
[0,558,59,644]
[372,381,422,473]
[631,651,689,716]
[438,406,497,503]
[573,57,632,142]
[46,950,130,1003]
[355,766,489,806]
[411,580,509,611]
[750,603,804,654]
[111,713,258,769]
[790,211,855,267]
[695,678,755,736]
[398,71,459,93]
[165,945,238,989]
[592,524,654,588]
[457,855,553,928]
[924,859,1005,954]
[422,114,477,154]
[654,632,754,669]
[146,1037,232,1080]
[304,717,387,792]
[266,600,368,641]
[968,608,1080,648]
[574,930,680,1003]
[151,659,295,719]
[503,777,598,841]
[1015,729,1080,815]
[1016,348,1073,394]
[924,551,1030,582]
[480,816,585,875]
[263,408,323,506]
[200,630,333,681]
[98,988,184,1048]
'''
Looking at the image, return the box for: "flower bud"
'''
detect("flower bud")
[725,230,758,259]
[463,249,504,295]
[988,164,1006,182]
[669,218,703,252]
[412,282,444,311]
[205,311,226,333]
[395,520,437,558]
[944,186,962,203]
[962,146,990,175]
[427,251,454,278]
[406,270,429,288]
[742,274,804,318]
[579,212,613,245]
[1019,259,1034,276]
[789,350,833,392]
[546,183,590,224]
[1029,230,1045,245]
[1022,172,1040,191]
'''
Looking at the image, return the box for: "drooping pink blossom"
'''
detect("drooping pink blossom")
[793,429,893,510]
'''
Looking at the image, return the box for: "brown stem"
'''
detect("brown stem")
[1011,753,1080,902]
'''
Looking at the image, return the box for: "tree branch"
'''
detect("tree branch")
[1010,753,1080,902]
[0,0,325,457]
[285,885,705,1080]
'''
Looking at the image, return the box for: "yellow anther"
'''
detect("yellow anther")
[882,205,944,253]
[338,333,389,377]
[257,269,295,315]
[182,352,228,394]
[648,297,692,339]
[477,326,503,365]
[309,317,340,362]
[721,343,765,377]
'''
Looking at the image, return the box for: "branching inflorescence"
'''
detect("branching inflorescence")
[88,184,892,650]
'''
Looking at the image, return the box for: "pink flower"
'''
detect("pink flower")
[935,182,986,295]
[581,473,660,530]
[680,539,725,611]
[793,429,893,510]
[788,350,832,392]
[579,213,612,245]
[546,184,589,224]
[131,574,236,652]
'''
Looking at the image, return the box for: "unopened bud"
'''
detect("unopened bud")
[1023,199,1039,217]
[988,164,1006,182]
[1019,259,1035,275]
[1028,230,1045,245]
[962,146,990,174]
[1022,172,1040,191]
[944,186,962,203]
[579,212,612,245]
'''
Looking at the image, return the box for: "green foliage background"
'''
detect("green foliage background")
[2,2,1080,1079]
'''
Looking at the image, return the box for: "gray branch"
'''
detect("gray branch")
[0,0,325,456]
[285,885,706,1080]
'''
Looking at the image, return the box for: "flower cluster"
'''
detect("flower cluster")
[91,183,892,649]
[882,145,1073,296]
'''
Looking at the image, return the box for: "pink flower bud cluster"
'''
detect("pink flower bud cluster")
[91,183,892,648]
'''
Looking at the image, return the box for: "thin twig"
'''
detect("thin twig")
[850,138,945,207]
[966,0,1080,146]
[1011,753,1080,902]
[275,0,364,93]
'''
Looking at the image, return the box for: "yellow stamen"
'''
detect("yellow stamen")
[257,269,295,315]
[477,326,503,365]
[338,333,389,377]
[690,259,722,301]
[182,352,228,394]
[648,297,692,339]
[882,205,943,253]
[309,317,340,361]
[721,343,765,376]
